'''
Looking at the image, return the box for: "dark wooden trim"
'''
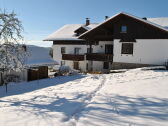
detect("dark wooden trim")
[123,13,168,34]
[62,54,85,61]
[86,53,113,61]
[119,38,136,42]
[53,40,86,45]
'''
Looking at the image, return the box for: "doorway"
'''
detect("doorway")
[73,61,79,70]
[105,44,113,54]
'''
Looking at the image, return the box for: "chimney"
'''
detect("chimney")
[86,18,90,26]
[105,16,109,20]
[142,17,147,20]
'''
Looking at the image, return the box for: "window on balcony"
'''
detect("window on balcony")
[121,43,133,54]
[103,62,109,69]
[74,48,81,54]
[87,48,93,53]
[61,47,66,54]
[121,25,127,33]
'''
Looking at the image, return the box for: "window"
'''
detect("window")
[121,25,127,33]
[87,48,93,53]
[61,61,65,66]
[103,62,109,69]
[61,47,66,54]
[74,48,81,54]
[121,43,133,54]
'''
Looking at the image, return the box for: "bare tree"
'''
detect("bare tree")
[0,10,26,92]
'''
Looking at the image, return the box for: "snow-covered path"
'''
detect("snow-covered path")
[0,68,168,126]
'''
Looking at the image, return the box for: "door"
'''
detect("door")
[28,68,39,81]
[73,61,79,70]
[103,62,109,69]
[105,45,113,54]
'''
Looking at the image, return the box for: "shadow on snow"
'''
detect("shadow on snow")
[0,94,168,125]
[0,74,86,98]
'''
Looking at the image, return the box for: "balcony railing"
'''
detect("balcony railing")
[62,54,85,61]
[86,53,113,61]
[62,53,113,61]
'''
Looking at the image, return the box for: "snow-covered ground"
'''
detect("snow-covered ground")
[0,68,168,126]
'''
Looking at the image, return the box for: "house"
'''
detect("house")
[0,45,58,85]
[45,12,168,72]
[44,19,99,72]
[79,12,168,70]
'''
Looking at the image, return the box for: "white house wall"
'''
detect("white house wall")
[113,39,168,65]
[52,41,113,72]
[53,44,87,61]
[91,41,113,53]
[52,44,87,71]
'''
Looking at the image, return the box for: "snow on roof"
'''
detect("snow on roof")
[81,23,99,30]
[25,45,58,67]
[79,12,168,38]
[147,17,168,28]
[44,24,84,41]
[87,23,99,29]
[44,23,99,41]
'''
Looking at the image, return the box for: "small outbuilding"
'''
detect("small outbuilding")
[0,45,58,85]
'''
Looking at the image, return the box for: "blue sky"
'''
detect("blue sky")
[0,0,168,47]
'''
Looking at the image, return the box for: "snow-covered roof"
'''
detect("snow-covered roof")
[147,17,168,29]
[25,45,58,67]
[79,12,168,38]
[44,24,84,41]
[44,23,99,41]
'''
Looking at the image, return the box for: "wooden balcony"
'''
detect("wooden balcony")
[86,53,113,61]
[62,54,85,61]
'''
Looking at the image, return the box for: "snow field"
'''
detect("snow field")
[0,68,168,126]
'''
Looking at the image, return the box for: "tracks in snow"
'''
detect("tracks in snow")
[70,75,107,124]
[86,75,106,102]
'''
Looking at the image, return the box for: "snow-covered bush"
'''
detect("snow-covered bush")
[59,65,71,75]
[69,69,79,76]
[0,43,28,71]
[57,66,80,76]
